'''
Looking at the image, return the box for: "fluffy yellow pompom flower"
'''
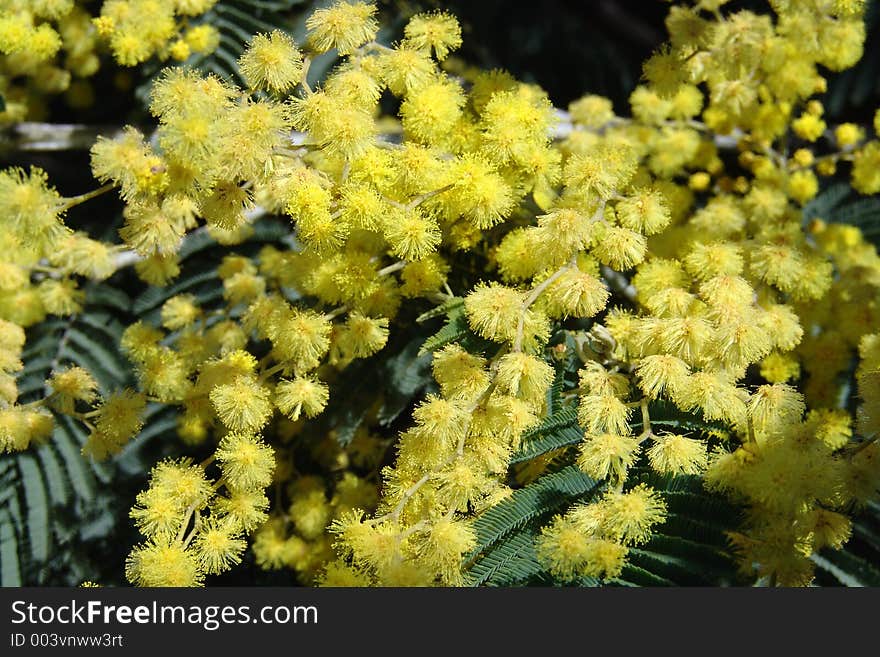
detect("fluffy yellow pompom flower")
[274,376,330,421]
[412,395,468,447]
[808,409,852,450]
[239,30,304,94]
[150,458,214,508]
[683,242,744,281]
[675,371,747,425]
[564,145,636,199]
[289,488,331,540]
[379,43,436,95]
[337,312,389,359]
[289,91,375,159]
[495,353,554,404]
[806,508,852,551]
[129,488,185,539]
[748,383,805,440]
[210,374,273,432]
[569,94,615,128]
[635,355,690,400]
[185,24,220,54]
[616,189,671,235]
[464,282,522,343]
[47,366,98,413]
[305,1,378,55]
[399,76,464,145]
[578,394,632,436]
[535,516,627,581]
[403,11,461,61]
[215,432,276,492]
[270,308,331,372]
[193,518,246,575]
[578,362,629,398]
[576,433,640,481]
[760,351,801,384]
[590,224,647,271]
[383,208,442,261]
[83,389,147,459]
[400,256,449,298]
[214,489,270,533]
[318,561,373,586]
[91,127,167,202]
[601,485,667,545]
[432,344,490,402]
[0,166,67,250]
[160,294,201,330]
[647,434,708,475]
[852,142,880,194]
[446,155,515,229]
[414,518,476,585]
[788,170,818,205]
[792,113,826,142]
[834,122,863,148]
[545,269,609,319]
[0,408,54,453]
[126,537,203,587]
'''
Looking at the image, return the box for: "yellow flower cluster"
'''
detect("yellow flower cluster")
[125,439,273,586]
[95,0,219,67]
[0,164,142,456]
[0,0,220,122]
[0,0,100,121]
[1,0,880,587]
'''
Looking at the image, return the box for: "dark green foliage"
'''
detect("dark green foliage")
[825,0,880,119]
[511,408,581,465]
[464,466,601,586]
[0,283,132,585]
[419,306,470,355]
[803,182,880,246]
[616,471,742,586]
[315,329,435,448]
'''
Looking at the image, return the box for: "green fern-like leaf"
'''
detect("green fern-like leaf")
[416,297,464,323]
[464,466,601,586]
[418,307,471,355]
[465,530,547,587]
[803,183,880,245]
[511,408,581,464]
[0,282,132,585]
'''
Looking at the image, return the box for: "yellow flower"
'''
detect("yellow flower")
[193,518,246,575]
[126,537,203,587]
[215,432,276,492]
[305,1,378,55]
[601,485,667,546]
[403,11,462,60]
[275,376,329,421]
[210,375,273,432]
[576,433,640,481]
[647,434,708,475]
[239,30,303,94]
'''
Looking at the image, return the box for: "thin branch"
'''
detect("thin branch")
[59,182,117,212]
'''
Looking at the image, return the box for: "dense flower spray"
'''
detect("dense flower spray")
[0,0,221,122]
[1,0,880,586]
